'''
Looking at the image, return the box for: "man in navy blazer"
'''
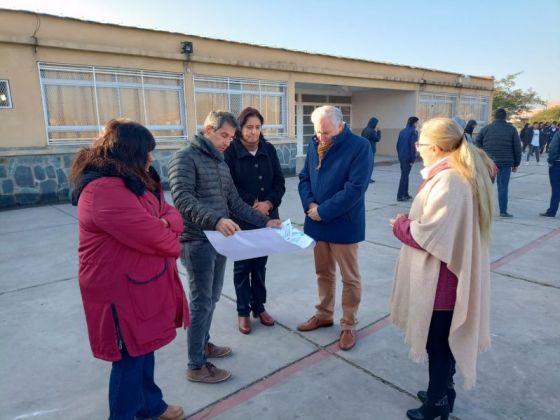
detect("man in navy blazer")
[297,105,373,351]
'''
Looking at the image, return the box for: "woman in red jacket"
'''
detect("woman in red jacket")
[70,119,189,420]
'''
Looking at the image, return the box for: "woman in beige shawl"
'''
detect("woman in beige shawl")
[389,118,494,420]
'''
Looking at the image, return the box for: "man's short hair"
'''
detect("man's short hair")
[311,105,343,126]
[494,108,507,120]
[204,110,238,131]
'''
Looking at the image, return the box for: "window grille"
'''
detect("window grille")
[418,93,457,122]
[0,80,12,108]
[193,75,288,138]
[38,63,187,145]
[458,95,490,126]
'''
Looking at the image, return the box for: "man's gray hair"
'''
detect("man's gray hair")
[311,105,343,126]
[203,110,238,131]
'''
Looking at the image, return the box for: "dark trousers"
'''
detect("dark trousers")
[527,145,540,162]
[234,256,268,316]
[496,165,512,214]
[546,162,560,216]
[427,311,456,401]
[108,347,167,420]
[397,161,413,199]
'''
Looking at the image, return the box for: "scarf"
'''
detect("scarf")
[316,139,333,170]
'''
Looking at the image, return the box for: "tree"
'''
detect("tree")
[492,73,545,116]
[529,106,560,123]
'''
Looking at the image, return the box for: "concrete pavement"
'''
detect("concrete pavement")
[1,157,559,419]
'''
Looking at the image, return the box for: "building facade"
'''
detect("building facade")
[0,10,494,208]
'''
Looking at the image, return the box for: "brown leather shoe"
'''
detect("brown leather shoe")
[186,362,231,383]
[158,404,185,420]
[238,316,251,334]
[256,311,275,326]
[205,342,232,358]
[297,316,334,332]
[339,330,356,351]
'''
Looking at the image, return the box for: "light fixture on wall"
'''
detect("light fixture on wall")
[181,41,193,57]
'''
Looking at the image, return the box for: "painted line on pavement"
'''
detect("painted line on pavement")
[188,315,390,419]
[491,227,560,270]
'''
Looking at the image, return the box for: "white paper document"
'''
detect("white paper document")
[204,219,315,261]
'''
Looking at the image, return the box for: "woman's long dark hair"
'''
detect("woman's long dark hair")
[69,118,158,192]
[465,120,477,135]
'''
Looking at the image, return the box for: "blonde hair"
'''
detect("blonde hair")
[420,118,494,242]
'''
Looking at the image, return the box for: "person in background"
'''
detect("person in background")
[390,117,494,420]
[361,116,381,183]
[464,120,477,144]
[547,121,559,153]
[224,107,286,334]
[540,129,560,218]
[519,123,531,154]
[70,119,189,420]
[475,108,521,217]
[525,122,544,165]
[396,116,419,201]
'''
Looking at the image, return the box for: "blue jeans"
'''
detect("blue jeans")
[181,240,226,369]
[108,347,167,420]
[496,165,512,214]
[397,161,412,199]
[546,162,560,216]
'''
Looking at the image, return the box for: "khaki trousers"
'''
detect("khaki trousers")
[313,241,361,330]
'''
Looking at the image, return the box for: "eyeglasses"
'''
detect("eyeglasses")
[415,142,432,149]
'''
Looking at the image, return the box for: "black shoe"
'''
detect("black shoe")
[407,395,450,420]
[397,197,410,202]
[539,212,555,217]
[499,212,514,218]
[417,388,455,413]
[405,195,413,200]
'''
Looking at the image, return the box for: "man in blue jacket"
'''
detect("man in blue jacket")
[297,105,373,351]
[396,116,419,201]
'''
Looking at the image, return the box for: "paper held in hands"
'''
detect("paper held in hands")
[204,219,315,261]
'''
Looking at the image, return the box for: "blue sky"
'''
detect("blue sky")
[2,0,559,104]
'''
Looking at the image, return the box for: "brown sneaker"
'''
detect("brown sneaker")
[205,342,232,358]
[297,316,334,332]
[339,330,356,351]
[158,404,185,420]
[187,362,231,383]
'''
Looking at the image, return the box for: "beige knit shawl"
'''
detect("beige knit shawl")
[390,168,491,390]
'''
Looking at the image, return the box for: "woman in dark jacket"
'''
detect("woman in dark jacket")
[361,117,381,183]
[396,116,419,201]
[224,107,286,334]
[70,119,188,420]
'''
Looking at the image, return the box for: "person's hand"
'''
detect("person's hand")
[307,204,321,221]
[512,166,518,173]
[160,218,170,228]
[266,219,282,228]
[389,213,407,228]
[253,200,272,215]
[216,218,240,237]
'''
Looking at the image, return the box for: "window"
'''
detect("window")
[0,80,12,108]
[418,93,457,122]
[458,96,490,126]
[193,75,288,138]
[295,94,352,155]
[38,63,187,145]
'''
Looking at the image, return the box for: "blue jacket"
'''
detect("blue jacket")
[298,124,373,244]
[396,125,418,163]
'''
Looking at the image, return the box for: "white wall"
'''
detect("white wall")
[352,90,417,155]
